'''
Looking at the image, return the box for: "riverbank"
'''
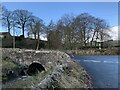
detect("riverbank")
[1,48,92,89]
[67,47,119,55]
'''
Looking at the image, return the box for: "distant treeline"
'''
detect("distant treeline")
[2,5,117,50]
[1,34,119,50]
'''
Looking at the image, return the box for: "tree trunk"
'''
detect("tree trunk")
[13,24,15,49]
[22,25,25,38]
[90,31,96,47]
[36,33,40,50]
[34,33,37,40]
[83,27,86,47]
[95,31,99,47]
[7,18,10,33]
[100,33,103,49]
[8,24,10,33]
[36,39,40,50]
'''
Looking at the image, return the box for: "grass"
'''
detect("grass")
[2,59,18,70]
[71,47,119,55]
[2,56,21,70]
[2,56,22,84]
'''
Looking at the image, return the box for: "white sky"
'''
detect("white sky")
[108,26,119,40]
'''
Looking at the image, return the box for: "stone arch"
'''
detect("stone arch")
[27,62,45,76]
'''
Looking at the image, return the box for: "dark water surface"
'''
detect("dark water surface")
[73,55,119,88]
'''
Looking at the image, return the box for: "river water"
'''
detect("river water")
[73,55,119,88]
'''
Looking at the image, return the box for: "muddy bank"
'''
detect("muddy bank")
[2,48,92,89]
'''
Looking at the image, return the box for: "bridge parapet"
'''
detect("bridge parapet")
[2,48,71,69]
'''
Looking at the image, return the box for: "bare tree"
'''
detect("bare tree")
[13,9,32,37]
[35,22,40,50]
[59,14,75,50]
[46,20,56,49]
[90,18,110,48]
[34,20,44,50]
[27,16,40,40]
[74,13,94,47]
[2,6,13,33]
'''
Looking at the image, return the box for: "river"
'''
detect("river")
[73,55,119,88]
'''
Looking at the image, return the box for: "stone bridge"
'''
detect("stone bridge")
[2,48,71,75]
[2,48,92,89]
